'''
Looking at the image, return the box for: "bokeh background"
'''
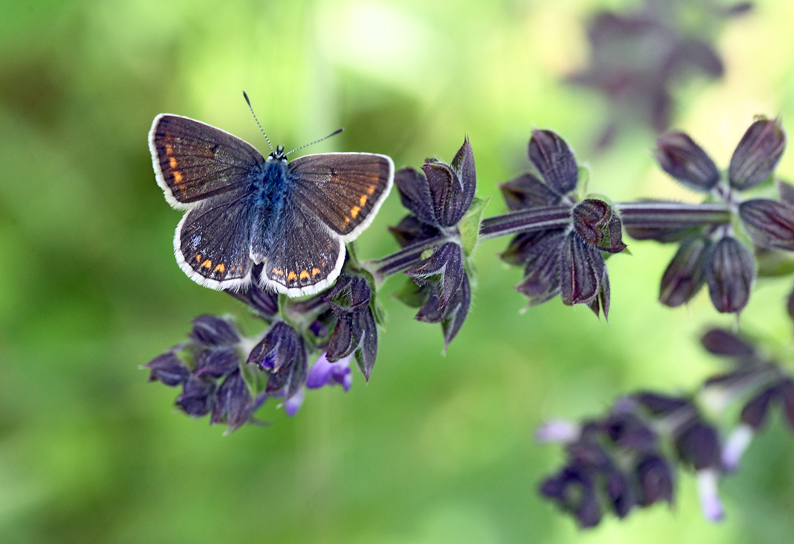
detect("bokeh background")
[3,0,794,542]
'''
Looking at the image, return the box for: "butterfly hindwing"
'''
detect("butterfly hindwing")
[176,188,255,289]
[149,114,264,208]
[260,198,344,297]
[287,153,393,240]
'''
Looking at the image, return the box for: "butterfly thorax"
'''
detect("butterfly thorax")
[249,158,290,262]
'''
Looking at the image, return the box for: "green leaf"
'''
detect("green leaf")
[458,195,491,256]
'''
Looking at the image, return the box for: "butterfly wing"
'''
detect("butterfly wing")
[149,114,264,209]
[175,187,257,290]
[286,153,394,241]
[259,195,345,297]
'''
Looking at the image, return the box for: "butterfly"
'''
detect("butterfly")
[148,112,393,297]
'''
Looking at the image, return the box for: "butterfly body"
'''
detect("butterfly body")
[149,114,393,297]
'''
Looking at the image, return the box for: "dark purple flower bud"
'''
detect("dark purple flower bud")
[247,322,304,373]
[560,232,605,306]
[226,270,279,318]
[722,2,753,16]
[659,236,711,307]
[572,199,627,253]
[606,469,635,518]
[265,345,307,401]
[394,167,437,226]
[675,422,721,471]
[388,215,440,248]
[306,353,353,391]
[514,231,565,306]
[176,375,216,417]
[416,273,471,351]
[741,388,777,430]
[405,242,464,307]
[633,392,691,416]
[324,275,378,381]
[211,370,255,433]
[705,236,755,314]
[528,130,579,195]
[700,329,756,359]
[194,346,239,379]
[603,412,658,452]
[395,140,477,230]
[728,118,785,190]
[540,466,602,528]
[190,315,239,346]
[143,351,190,387]
[739,199,794,250]
[635,454,674,506]
[655,132,720,192]
[499,172,562,210]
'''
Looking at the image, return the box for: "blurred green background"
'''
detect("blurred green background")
[3,0,794,542]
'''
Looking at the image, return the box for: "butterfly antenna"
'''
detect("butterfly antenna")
[242,91,274,153]
[285,128,344,156]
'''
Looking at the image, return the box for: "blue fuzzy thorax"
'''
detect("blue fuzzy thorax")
[249,159,289,258]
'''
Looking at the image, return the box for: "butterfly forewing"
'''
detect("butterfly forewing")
[287,153,393,240]
[150,114,264,208]
[176,188,256,289]
[260,199,344,296]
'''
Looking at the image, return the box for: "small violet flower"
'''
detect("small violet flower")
[283,354,353,417]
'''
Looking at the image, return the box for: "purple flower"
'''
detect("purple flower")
[189,315,240,346]
[394,136,476,230]
[143,351,190,387]
[211,370,260,433]
[729,117,786,190]
[281,354,353,417]
[324,274,378,381]
[247,321,308,400]
[176,375,216,417]
[650,118,787,314]
[500,130,626,317]
[704,236,755,314]
[390,138,477,349]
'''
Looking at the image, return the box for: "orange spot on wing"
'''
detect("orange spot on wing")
[344,216,350,225]
[287,270,297,281]
[359,194,368,207]
[350,205,361,219]
[214,263,225,274]
[165,144,174,156]
[195,253,202,263]
[201,259,212,269]
[173,171,183,184]
[366,185,376,195]
[169,157,178,169]
[311,268,321,277]
[299,270,310,281]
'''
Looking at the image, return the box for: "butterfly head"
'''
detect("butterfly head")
[267,145,288,163]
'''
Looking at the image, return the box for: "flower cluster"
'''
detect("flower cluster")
[567,0,753,148]
[644,117,790,313]
[144,265,377,431]
[499,130,627,317]
[539,326,794,528]
[385,137,479,349]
